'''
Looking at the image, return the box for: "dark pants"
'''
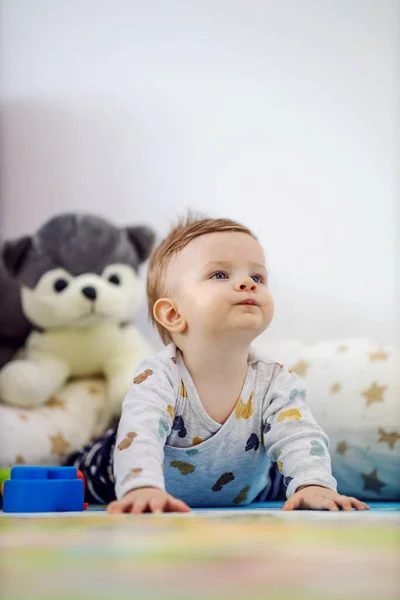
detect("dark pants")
[65,426,286,505]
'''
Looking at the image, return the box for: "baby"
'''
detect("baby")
[68,216,368,513]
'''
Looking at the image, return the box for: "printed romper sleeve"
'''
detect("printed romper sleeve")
[113,356,176,499]
[262,365,337,498]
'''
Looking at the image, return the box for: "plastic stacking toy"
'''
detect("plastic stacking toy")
[2,466,88,513]
[0,468,11,509]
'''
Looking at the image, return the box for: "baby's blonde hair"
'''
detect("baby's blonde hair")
[147,215,257,344]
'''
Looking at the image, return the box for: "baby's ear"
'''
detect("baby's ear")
[153,298,187,335]
[2,236,32,277]
[125,226,156,263]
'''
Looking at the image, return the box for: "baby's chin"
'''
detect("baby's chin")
[208,313,267,339]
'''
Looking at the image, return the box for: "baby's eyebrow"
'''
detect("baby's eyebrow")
[203,261,267,273]
[203,261,232,270]
[252,263,268,273]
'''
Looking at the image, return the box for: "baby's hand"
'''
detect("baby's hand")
[283,485,369,511]
[107,487,190,514]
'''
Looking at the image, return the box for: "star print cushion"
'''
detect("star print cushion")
[254,337,400,500]
[0,378,108,468]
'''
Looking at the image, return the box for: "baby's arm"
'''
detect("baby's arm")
[262,365,337,498]
[110,356,189,513]
[262,365,368,510]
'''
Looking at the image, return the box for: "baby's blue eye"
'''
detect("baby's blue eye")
[251,275,263,284]
[211,272,228,280]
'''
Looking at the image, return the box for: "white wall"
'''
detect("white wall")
[0,0,399,348]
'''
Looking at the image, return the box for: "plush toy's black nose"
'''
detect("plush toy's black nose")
[81,286,97,301]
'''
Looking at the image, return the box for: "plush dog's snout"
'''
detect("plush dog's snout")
[81,286,97,301]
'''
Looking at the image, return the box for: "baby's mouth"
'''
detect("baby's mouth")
[236,299,259,306]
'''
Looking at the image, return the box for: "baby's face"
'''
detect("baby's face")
[167,231,274,342]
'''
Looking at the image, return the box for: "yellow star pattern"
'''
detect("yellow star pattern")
[46,397,66,410]
[377,427,400,450]
[289,360,311,377]
[49,433,70,455]
[369,350,388,362]
[87,384,102,395]
[336,442,349,455]
[330,382,342,394]
[336,344,348,353]
[362,382,387,407]
[336,441,348,455]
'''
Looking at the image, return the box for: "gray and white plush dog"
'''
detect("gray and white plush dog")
[0,256,31,368]
[0,213,155,417]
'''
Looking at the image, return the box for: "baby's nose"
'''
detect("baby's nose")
[234,279,256,292]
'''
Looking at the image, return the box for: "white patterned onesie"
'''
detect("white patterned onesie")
[114,343,337,506]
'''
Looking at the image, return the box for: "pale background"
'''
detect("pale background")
[0,0,398,350]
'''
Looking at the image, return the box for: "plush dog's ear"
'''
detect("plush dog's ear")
[125,226,156,262]
[1,236,32,277]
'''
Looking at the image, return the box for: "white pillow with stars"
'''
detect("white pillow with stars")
[0,378,108,468]
[254,337,400,500]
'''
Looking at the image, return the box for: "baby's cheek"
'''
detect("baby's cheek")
[263,293,275,319]
[195,294,221,314]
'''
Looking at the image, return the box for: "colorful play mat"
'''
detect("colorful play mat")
[1,502,399,600]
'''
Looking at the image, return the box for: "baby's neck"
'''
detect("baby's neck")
[182,340,250,380]
[181,339,251,424]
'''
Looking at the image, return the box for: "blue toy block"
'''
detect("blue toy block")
[2,466,85,513]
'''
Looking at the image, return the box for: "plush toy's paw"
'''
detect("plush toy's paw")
[108,372,134,417]
[0,360,63,407]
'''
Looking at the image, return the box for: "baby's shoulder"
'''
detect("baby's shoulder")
[249,348,282,374]
[250,348,303,392]
[134,343,180,386]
